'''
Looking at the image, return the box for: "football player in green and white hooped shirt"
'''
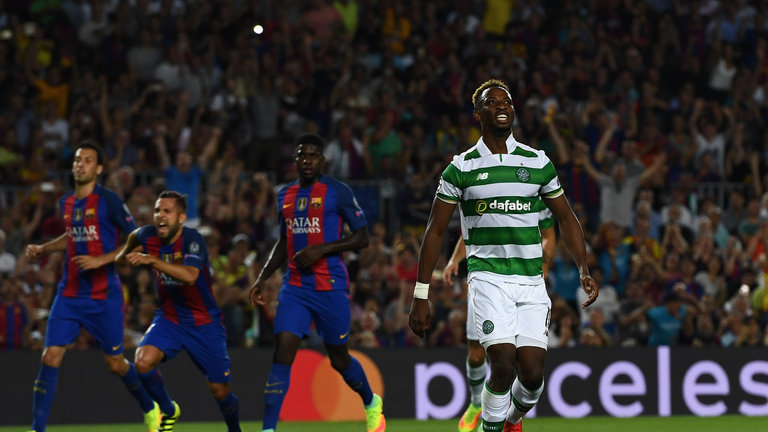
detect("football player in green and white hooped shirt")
[409,79,599,432]
[444,202,555,432]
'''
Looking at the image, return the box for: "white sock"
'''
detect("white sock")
[481,382,509,431]
[506,378,543,424]
[467,357,486,406]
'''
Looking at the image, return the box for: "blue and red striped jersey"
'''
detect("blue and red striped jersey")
[58,184,136,302]
[137,226,220,326]
[278,175,367,291]
[0,301,28,350]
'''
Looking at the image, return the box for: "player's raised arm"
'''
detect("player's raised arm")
[25,232,68,259]
[544,194,599,308]
[410,197,457,338]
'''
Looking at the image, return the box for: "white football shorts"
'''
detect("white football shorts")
[466,272,551,350]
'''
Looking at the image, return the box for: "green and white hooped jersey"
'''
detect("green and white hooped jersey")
[437,135,562,283]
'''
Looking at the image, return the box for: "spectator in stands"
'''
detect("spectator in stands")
[578,146,667,232]
[723,189,747,234]
[396,173,432,238]
[647,291,692,346]
[617,279,653,347]
[738,198,764,245]
[324,121,370,180]
[153,124,220,227]
[127,27,163,83]
[0,277,30,350]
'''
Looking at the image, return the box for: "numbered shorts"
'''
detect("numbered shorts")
[274,286,351,346]
[139,315,232,383]
[466,273,551,349]
[45,295,125,355]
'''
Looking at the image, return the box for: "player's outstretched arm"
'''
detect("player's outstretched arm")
[410,198,456,338]
[25,233,68,260]
[72,242,130,270]
[293,227,369,269]
[443,237,466,285]
[249,234,289,306]
[544,194,599,308]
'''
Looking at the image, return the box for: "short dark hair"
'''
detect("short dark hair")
[294,132,325,152]
[158,190,187,213]
[663,291,682,304]
[472,79,512,109]
[77,141,104,165]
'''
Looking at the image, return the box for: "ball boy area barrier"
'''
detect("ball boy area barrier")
[1,346,767,425]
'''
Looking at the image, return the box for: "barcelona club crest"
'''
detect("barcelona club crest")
[74,208,83,221]
[297,197,308,211]
[85,208,95,219]
[311,197,322,208]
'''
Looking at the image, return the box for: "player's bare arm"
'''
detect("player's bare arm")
[248,234,289,307]
[293,227,369,269]
[25,232,68,259]
[72,243,128,270]
[443,237,466,285]
[125,251,200,285]
[115,230,142,265]
[409,198,456,338]
[544,194,599,308]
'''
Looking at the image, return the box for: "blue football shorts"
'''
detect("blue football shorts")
[45,296,125,355]
[139,315,232,383]
[273,287,351,346]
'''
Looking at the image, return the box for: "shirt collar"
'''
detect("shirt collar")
[474,134,520,155]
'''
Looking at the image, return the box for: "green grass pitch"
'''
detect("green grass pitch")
[2,416,767,432]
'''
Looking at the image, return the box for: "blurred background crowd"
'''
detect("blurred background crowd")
[3,0,768,352]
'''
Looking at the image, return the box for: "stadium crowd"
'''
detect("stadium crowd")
[3,0,768,352]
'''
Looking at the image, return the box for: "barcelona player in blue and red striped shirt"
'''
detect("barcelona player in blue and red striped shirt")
[249,133,386,432]
[25,142,159,432]
[117,191,241,432]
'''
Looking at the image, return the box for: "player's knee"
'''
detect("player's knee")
[329,354,350,373]
[468,345,485,365]
[134,357,153,374]
[106,357,127,375]
[518,372,544,390]
[41,348,64,367]
[209,383,230,400]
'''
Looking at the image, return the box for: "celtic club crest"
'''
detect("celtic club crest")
[482,320,494,334]
[516,168,530,182]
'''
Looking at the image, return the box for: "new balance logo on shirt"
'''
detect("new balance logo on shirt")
[476,172,489,180]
